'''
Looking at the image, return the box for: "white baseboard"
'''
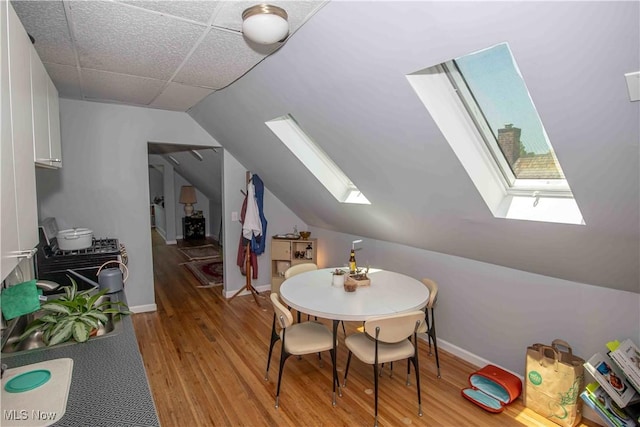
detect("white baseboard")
[165,240,177,245]
[417,335,524,381]
[129,304,157,313]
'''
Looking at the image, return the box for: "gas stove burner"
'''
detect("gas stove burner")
[53,238,120,257]
[35,227,125,278]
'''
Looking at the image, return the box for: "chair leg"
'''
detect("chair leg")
[373,364,380,427]
[379,362,393,378]
[330,348,340,406]
[343,351,353,387]
[410,336,423,417]
[430,307,441,378]
[265,316,279,381]
[275,350,292,409]
[425,311,433,355]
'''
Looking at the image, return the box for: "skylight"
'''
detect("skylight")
[407,42,584,225]
[266,115,370,205]
[450,43,567,188]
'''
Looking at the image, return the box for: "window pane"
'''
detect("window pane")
[454,43,565,180]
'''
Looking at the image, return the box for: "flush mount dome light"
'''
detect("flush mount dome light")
[242,4,288,45]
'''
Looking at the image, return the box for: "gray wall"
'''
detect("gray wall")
[36,99,218,310]
[312,227,640,376]
[221,150,308,297]
[36,98,639,404]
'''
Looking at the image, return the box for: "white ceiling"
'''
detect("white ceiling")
[12,0,328,111]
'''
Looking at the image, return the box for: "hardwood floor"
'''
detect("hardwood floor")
[132,230,599,426]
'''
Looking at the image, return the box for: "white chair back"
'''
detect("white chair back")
[421,278,438,308]
[270,293,294,328]
[364,310,425,343]
[284,263,317,279]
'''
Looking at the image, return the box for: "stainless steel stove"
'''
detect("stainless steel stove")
[35,219,127,292]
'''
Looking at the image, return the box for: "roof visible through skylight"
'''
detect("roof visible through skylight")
[452,43,565,182]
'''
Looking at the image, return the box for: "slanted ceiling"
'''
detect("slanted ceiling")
[189,1,640,293]
[147,143,222,205]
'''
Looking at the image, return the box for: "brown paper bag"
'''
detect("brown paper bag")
[524,339,585,427]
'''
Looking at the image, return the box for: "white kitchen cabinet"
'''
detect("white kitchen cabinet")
[31,44,62,168]
[47,75,61,166]
[1,2,39,282]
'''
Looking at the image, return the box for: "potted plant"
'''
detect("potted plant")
[332,268,346,287]
[19,278,130,346]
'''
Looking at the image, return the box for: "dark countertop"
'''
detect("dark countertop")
[1,291,160,427]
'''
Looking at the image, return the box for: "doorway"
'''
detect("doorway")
[147,142,224,286]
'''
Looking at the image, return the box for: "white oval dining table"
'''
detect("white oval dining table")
[279,267,430,403]
[279,268,430,322]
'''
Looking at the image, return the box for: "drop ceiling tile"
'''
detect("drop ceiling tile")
[174,28,276,89]
[80,69,165,105]
[69,1,204,80]
[117,1,222,25]
[150,82,214,111]
[11,0,76,66]
[43,63,82,99]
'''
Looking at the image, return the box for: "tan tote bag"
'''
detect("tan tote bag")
[524,339,585,427]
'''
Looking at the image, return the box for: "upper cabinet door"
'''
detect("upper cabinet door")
[31,45,50,163]
[30,43,61,169]
[47,75,61,167]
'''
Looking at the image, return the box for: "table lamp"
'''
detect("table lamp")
[179,185,197,217]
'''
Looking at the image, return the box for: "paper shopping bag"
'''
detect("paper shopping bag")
[524,339,585,427]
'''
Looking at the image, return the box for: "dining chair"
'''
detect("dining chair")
[343,310,425,426]
[265,293,340,408]
[284,263,318,322]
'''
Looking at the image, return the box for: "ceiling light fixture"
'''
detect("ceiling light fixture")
[190,150,204,161]
[242,4,288,45]
[168,155,180,166]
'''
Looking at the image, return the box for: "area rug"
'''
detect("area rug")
[179,244,221,261]
[185,260,223,288]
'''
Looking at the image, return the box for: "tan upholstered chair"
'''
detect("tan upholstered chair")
[343,310,425,426]
[265,293,339,408]
[283,263,318,279]
[283,263,318,322]
[417,278,440,378]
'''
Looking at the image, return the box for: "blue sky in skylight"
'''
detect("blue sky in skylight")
[455,43,551,155]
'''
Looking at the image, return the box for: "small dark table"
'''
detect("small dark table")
[183,216,205,240]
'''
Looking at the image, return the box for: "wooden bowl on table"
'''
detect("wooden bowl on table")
[299,231,311,239]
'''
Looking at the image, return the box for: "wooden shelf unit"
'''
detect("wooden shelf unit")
[270,237,317,294]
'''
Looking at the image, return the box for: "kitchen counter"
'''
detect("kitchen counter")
[1,291,160,427]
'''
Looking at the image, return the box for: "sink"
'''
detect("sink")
[1,295,123,355]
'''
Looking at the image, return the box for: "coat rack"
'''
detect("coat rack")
[230,171,262,306]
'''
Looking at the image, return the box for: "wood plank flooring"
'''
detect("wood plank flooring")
[132,230,599,426]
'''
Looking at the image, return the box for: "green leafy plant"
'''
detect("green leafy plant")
[19,278,130,346]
